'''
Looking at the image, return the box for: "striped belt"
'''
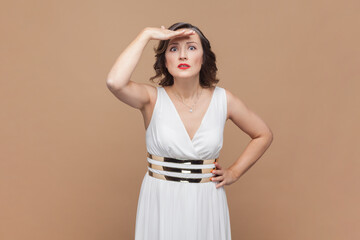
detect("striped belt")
[147,152,218,183]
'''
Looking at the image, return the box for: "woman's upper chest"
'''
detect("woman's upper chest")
[162,86,216,141]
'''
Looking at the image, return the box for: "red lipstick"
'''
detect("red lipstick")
[178,63,191,69]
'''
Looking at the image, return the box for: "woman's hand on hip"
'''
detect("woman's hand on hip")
[211,162,239,189]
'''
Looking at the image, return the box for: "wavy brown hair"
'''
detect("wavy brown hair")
[149,22,219,88]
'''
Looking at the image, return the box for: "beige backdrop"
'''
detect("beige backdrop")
[1,0,359,239]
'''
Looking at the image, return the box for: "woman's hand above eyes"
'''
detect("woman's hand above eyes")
[144,26,195,41]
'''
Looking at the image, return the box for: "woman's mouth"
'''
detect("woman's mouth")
[178,63,191,69]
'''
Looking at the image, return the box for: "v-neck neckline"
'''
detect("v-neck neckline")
[162,86,217,143]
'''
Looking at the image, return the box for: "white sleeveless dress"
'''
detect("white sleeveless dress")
[135,86,231,240]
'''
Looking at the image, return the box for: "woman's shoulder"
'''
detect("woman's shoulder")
[216,86,245,119]
[214,85,229,97]
[216,85,234,98]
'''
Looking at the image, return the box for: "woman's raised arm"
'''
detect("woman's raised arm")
[106,26,194,110]
[106,28,153,110]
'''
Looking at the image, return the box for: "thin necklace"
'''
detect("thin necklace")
[173,87,203,113]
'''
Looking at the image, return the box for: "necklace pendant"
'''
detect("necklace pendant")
[189,108,193,113]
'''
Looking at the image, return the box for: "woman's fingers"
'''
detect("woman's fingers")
[171,29,194,36]
[174,29,186,34]
[215,162,222,170]
[148,27,194,41]
[216,180,226,188]
[184,29,195,34]
[176,29,193,35]
[212,169,223,175]
[211,175,224,182]
[211,166,223,182]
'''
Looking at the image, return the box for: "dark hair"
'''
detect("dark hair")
[149,22,219,88]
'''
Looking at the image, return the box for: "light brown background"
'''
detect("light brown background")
[1,0,359,239]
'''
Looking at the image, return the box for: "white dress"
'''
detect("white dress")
[135,86,232,240]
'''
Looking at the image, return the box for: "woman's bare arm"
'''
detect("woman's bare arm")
[210,89,273,188]
[106,28,154,110]
[225,89,274,179]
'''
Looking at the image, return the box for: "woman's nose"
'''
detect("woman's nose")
[179,48,188,60]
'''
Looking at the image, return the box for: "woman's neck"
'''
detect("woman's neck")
[169,79,202,100]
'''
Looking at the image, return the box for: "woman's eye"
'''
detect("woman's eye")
[170,46,196,52]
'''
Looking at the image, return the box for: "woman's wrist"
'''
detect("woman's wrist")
[228,167,241,180]
[139,27,152,42]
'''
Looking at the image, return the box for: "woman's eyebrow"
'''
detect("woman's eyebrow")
[169,41,198,46]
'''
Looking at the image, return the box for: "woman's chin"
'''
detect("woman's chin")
[171,71,199,79]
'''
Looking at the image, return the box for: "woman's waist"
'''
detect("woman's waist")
[146,152,218,183]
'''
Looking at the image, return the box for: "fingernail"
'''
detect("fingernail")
[210,177,213,181]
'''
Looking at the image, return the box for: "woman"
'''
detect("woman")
[106,22,273,240]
